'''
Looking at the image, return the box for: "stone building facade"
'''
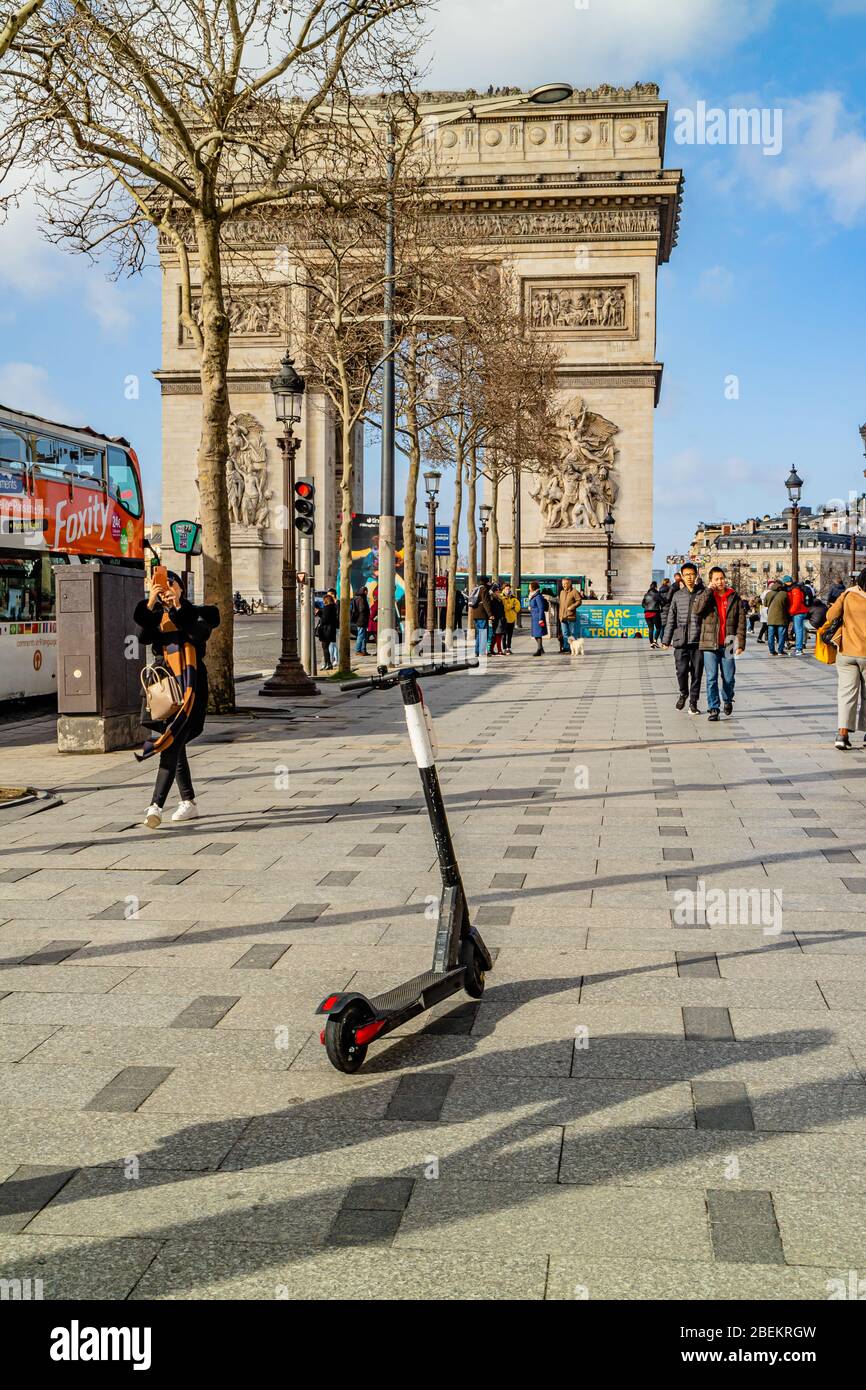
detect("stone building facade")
[155,83,682,602]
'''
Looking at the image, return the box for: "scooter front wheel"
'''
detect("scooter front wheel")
[324,1003,369,1073]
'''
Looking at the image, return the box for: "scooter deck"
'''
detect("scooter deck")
[368,966,465,1015]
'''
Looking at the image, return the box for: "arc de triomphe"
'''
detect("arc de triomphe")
[156,82,682,603]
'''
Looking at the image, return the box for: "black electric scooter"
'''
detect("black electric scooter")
[316,658,493,1072]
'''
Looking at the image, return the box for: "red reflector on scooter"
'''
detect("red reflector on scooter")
[321,994,340,1012]
[354,1019,387,1046]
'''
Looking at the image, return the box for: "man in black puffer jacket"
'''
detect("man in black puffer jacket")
[661,562,706,713]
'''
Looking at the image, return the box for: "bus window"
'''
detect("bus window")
[69,445,104,486]
[35,436,104,487]
[108,446,142,517]
[34,436,66,479]
[0,427,27,469]
[0,554,55,621]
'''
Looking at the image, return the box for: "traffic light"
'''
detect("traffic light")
[293,478,315,535]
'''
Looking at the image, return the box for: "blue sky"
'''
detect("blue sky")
[1,0,865,568]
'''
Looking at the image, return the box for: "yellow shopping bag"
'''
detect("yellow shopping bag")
[814,626,837,665]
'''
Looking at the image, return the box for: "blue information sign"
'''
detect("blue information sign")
[577,603,649,639]
[434,525,450,556]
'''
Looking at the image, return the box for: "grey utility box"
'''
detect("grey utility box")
[56,562,146,752]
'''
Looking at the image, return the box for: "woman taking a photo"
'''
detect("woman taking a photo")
[135,570,220,829]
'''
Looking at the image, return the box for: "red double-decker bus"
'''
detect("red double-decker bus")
[0,405,145,701]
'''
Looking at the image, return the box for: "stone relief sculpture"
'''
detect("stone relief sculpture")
[530,284,627,330]
[184,289,284,341]
[227,413,273,529]
[529,395,619,530]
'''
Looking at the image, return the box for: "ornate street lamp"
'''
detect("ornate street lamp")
[785,466,803,583]
[423,469,441,647]
[260,354,319,696]
[603,508,615,600]
[479,502,493,579]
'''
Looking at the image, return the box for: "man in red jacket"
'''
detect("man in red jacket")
[786,576,810,655]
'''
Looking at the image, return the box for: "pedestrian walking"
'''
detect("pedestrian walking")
[826,572,866,750]
[828,576,847,605]
[501,583,519,653]
[658,577,674,631]
[529,580,549,655]
[787,577,810,655]
[317,591,338,670]
[559,578,583,653]
[642,580,663,647]
[693,565,747,720]
[468,575,493,657]
[454,586,467,631]
[135,570,220,829]
[351,586,370,655]
[660,561,705,713]
[763,579,790,655]
[487,583,505,655]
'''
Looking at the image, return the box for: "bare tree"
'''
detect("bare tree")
[0,0,425,707]
[288,115,444,675]
[0,0,42,60]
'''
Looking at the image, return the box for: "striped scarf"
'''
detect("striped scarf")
[136,609,198,762]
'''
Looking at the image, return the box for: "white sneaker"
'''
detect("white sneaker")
[145,804,163,829]
[171,800,198,823]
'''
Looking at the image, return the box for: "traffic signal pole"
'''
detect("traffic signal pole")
[259,441,318,697]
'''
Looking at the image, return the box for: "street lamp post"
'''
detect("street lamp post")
[376,82,574,664]
[512,458,523,626]
[260,354,319,697]
[603,508,615,600]
[479,503,492,580]
[424,469,440,648]
[785,466,803,584]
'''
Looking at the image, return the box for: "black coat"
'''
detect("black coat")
[642,588,661,612]
[135,598,219,742]
[661,581,706,647]
[317,604,338,641]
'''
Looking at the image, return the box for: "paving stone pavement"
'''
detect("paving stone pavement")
[0,635,864,1300]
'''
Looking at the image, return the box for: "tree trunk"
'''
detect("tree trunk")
[445,444,464,638]
[491,467,500,578]
[466,445,477,587]
[337,412,354,676]
[194,212,234,712]
[402,338,421,641]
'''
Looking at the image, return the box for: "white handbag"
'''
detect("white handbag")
[141,664,182,721]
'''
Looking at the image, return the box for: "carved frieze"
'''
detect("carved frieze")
[179,286,286,344]
[526,275,636,338]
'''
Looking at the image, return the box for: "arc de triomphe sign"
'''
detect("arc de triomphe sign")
[156,83,683,603]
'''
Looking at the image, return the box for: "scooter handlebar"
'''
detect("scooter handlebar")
[339,658,479,695]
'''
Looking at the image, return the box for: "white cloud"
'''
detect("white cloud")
[696,265,735,302]
[0,362,71,419]
[424,0,777,89]
[717,91,866,226]
[85,278,134,337]
[0,190,68,296]
[0,188,138,337]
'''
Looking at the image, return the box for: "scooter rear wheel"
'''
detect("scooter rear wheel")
[324,1004,369,1073]
[462,942,486,999]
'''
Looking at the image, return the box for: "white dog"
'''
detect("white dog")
[568,635,585,656]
